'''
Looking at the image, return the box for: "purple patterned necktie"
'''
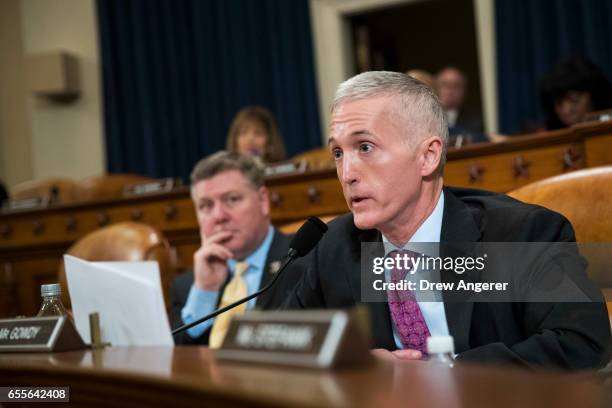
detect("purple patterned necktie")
[387,250,431,354]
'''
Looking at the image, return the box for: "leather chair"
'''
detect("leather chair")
[11,177,78,204]
[508,166,612,327]
[58,222,175,311]
[75,174,154,201]
[508,166,612,243]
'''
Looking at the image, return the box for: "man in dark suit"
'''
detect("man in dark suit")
[171,151,304,346]
[283,71,610,369]
[436,66,488,145]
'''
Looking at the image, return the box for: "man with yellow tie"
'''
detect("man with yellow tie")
[171,151,306,347]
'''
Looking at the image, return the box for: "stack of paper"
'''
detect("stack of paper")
[63,255,174,346]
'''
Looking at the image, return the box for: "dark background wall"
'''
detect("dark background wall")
[496,0,612,134]
[348,0,483,131]
[97,0,322,182]
[97,0,612,179]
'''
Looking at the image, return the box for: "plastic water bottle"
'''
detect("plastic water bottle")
[427,335,455,367]
[36,283,69,317]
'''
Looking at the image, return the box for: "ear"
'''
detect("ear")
[419,135,443,177]
[258,186,271,216]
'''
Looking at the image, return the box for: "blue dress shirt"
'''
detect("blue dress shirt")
[181,226,274,338]
[382,192,450,349]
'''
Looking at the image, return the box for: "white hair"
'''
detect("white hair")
[332,71,448,170]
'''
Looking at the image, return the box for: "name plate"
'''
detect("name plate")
[124,178,179,196]
[264,161,307,176]
[2,196,51,213]
[0,316,86,353]
[216,309,372,369]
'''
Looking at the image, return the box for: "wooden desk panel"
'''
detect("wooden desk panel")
[0,347,607,407]
[585,135,612,167]
[266,169,347,224]
[2,121,612,318]
[444,142,585,191]
[0,191,197,251]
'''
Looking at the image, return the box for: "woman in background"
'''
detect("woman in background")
[226,106,286,163]
[540,56,612,130]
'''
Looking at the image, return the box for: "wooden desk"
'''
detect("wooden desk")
[0,346,608,407]
[2,121,612,318]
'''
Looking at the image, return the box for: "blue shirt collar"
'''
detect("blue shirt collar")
[228,225,274,276]
[382,191,444,255]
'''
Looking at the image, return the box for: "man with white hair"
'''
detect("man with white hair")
[283,71,610,369]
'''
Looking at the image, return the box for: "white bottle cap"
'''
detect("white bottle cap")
[427,335,454,354]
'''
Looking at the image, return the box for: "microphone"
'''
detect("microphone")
[172,216,328,336]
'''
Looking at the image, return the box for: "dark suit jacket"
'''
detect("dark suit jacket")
[455,110,483,133]
[171,228,305,345]
[283,187,611,369]
[448,110,488,144]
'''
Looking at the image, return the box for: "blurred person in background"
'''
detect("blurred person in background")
[226,106,286,163]
[436,66,487,145]
[540,56,612,130]
[171,151,305,346]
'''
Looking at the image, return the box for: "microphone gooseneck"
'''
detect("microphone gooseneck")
[172,217,328,336]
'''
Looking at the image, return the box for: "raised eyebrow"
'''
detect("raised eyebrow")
[328,130,374,147]
[352,130,375,138]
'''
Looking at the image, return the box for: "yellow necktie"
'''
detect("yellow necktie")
[209,261,249,348]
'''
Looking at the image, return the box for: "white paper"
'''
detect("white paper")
[63,255,174,346]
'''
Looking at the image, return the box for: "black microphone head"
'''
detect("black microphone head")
[289,217,328,258]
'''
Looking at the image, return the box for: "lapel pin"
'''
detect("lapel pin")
[269,261,281,274]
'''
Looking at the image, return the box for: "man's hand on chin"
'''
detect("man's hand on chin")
[371,348,423,361]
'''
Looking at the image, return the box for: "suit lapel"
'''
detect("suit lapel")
[351,228,397,349]
[255,229,288,309]
[340,188,484,352]
[440,188,481,353]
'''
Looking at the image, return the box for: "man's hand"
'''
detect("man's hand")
[193,231,234,291]
[371,348,423,361]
